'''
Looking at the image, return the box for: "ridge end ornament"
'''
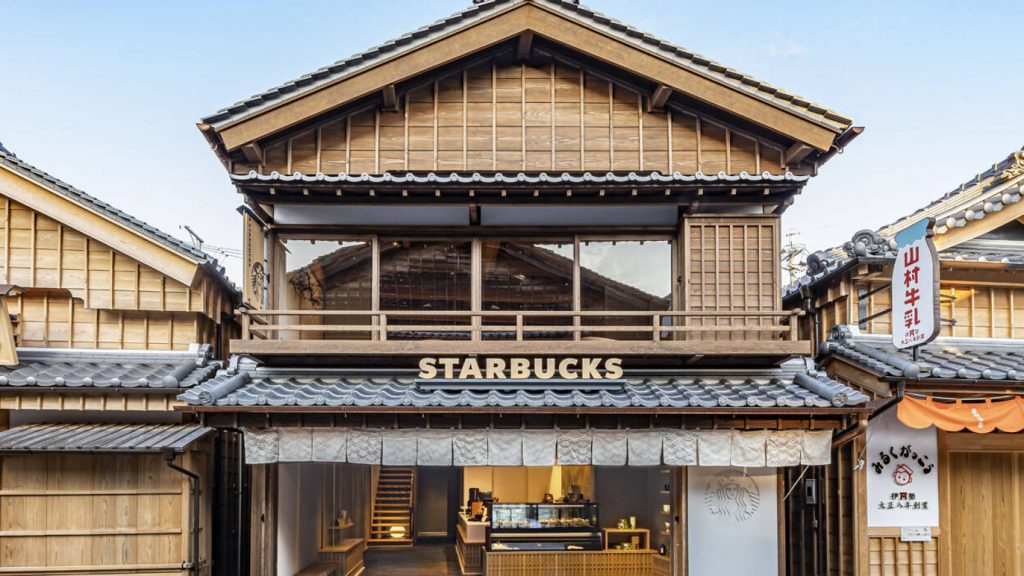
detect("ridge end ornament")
[891,218,940,351]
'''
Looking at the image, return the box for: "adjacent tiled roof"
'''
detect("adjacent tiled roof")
[231,170,810,186]
[0,423,212,453]
[202,0,850,133]
[179,358,868,409]
[0,346,220,389]
[785,147,1024,298]
[820,325,1024,382]
[0,145,214,264]
[881,148,1024,238]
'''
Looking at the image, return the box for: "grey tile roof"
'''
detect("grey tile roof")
[202,0,851,133]
[232,170,809,186]
[0,345,220,389]
[179,358,868,409]
[820,325,1024,382]
[0,423,212,453]
[784,147,1024,298]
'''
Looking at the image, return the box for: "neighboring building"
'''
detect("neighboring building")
[191,1,868,575]
[786,146,1024,575]
[0,144,241,576]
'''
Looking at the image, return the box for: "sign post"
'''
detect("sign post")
[891,218,940,353]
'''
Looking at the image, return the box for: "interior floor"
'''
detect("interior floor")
[363,543,460,576]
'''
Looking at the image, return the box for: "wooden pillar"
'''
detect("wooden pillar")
[250,463,278,576]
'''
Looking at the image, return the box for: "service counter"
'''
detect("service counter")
[457,513,488,575]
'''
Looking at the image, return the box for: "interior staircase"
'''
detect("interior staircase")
[368,466,416,547]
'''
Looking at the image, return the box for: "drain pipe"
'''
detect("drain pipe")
[165,451,200,575]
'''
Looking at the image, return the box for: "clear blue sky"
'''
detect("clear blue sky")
[1,0,1021,281]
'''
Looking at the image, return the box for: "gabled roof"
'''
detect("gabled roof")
[201,0,853,155]
[785,146,1024,298]
[821,325,1024,383]
[0,144,235,291]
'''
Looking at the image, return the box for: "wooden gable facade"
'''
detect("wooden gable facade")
[236,53,794,177]
[0,155,237,352]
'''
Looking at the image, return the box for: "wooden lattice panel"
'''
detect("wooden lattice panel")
[681,216,780,340]
[868,535,938,576]
[240,55,789,177]
[485,550,654,576]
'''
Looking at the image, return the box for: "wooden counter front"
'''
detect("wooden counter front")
[484,550,655,576]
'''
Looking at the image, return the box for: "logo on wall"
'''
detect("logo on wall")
[249,261,266,300]
[893,463,914,486]
[704,471,760,523]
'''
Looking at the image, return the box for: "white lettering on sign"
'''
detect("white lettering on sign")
[891,218,940,350]
[417,357,623,380]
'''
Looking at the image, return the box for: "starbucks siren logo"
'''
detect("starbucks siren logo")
[704,471,760,523]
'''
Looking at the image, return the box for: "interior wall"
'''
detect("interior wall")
[276,463,324,575]
[594,466,659,535]
[416,467,460,538]
[463,466,591,504]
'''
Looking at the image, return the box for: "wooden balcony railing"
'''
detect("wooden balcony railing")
[235,309,805,356]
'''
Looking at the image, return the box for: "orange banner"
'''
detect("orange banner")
[897,395,1024,434]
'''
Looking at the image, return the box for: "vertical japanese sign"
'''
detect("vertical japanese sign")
[867,410,938,527]
[891,218,940,349]
[242,210,266,310]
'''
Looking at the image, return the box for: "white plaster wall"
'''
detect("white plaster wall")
[277,463,324,575]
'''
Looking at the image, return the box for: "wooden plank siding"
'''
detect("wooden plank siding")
[0,196,229,323]
[7,292,214,351]
[815,279,1024,341]
[0,452,200,575]
[234,56,789,177]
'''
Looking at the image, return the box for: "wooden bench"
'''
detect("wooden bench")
[319,538,366,576]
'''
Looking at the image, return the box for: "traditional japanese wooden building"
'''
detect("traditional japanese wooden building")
[786,146,1024,576]
[0,143,241,575]
[191,1,867,574]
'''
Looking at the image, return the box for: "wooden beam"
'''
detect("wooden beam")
[516,30,534,60]
[934,200,1024,251]
[229,338,812,357]
[784,142,814,165]
[381,84,398,112]
[469,204,480,226]
[240,142,263,163]
[647,84,671,113]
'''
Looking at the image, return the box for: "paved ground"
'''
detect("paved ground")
[364,543,461,576]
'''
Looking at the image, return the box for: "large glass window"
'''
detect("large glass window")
[580,240,672,339]
[380,240,472,338]
[481,240,575,340]
[275,235,673,341]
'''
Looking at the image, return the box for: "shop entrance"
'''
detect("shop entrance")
[276,463,681,576]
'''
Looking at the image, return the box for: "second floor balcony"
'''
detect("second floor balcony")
[233,234,809,360]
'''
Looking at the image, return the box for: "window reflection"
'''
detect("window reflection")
[380,240,472,338]
[482,241,575,339]
[580,240,671,339]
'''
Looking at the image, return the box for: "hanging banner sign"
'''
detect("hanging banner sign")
[867,410,938,527]
[891,218,940,349]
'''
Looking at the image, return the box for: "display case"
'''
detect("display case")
[488,503,602,551]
